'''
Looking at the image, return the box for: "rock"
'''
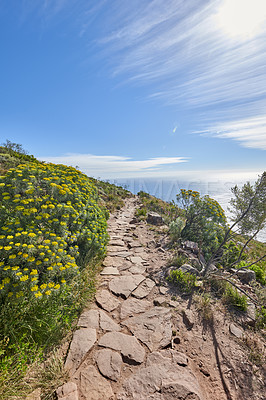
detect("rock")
[159,286,168,295]
[129,265,146,274]
[95,289,120,312]
[237,269,256,284]
[99,310,121,332]
[56,382,78,400]
[123,308,172,351]
[183,240,199,254]
[100,266,120,275]
[158,247,165,253]
[109,239,125,246]
[129,256,144,264]
[26,388,41,400]
[117,350,203,400]
[182,309,194,330]
[98,332,145,364]
[153,296,168,307]
[120,298,151,319]
[229,323,244,339]
[103,256,124,268]
[129,217,138,224]
[79,365,114,400]
[188,255,201,269]
[78,310,99,329]
[173,351,188,366]
[128,241,142,249]
[95,349,122,381]
[65,328,97,374]
[108,251,132,258]
[107,245,128,253]
[109,275,145,299]
[132,278,155,299]
[179,264,200,276]
[147,212,164,226]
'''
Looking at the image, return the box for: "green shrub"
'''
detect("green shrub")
[0,162,108,303]
[222,284,247,311]
[248,264,266,285]
[167,269,196,293]
[169,217,186,242]
[135,207,147,218]
[255,306,266,329]
[167,253,188,268]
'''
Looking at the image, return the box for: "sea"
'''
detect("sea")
[111,177,266,243]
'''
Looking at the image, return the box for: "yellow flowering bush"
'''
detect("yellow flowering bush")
[0,162,108,302]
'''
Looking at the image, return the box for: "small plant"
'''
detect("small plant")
[255,306,266,329]
[194,293,213,321]
[135,207,147,218]
[222,284,247,311]
[169,217,186,243]
[167,269,196,293]
[248,264,266,285]
[167,253,188,268]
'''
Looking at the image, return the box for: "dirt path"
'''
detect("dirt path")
[56,198,265,400]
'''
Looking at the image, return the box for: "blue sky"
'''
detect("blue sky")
[0,0,265,180]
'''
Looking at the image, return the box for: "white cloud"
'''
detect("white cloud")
[197,115,266,150]
[41,153,188,179]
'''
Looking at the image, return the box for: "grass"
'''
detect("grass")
[167,269,197,293]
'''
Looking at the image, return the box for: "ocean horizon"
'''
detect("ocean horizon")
[110,177,266,243]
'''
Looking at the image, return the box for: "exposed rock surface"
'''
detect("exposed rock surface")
[98,331,145,364]
[95,289,120,312]
[65,328,96,374]
[147,211,164,225]
[56,382,78,400]
[123,308,172,351]
[117,350,203,400]
[95,348,122,381]
[132,278,155,298]
[109,274,145,298]
[79,365,114,400]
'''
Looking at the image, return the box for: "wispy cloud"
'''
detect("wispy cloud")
[41,153,188,179]
[197,115,266,150]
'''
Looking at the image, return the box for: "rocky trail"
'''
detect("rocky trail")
[55,197,265,400]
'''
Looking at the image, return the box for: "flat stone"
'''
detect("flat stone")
[98,332,145,364]
[129,265,146,274]
[120,298,151,320]
[128,241,142,248]
[123,308,172,352]
[65,328,97,374]
[182,309,194,330]
[109,275,145,299]
[56,382,78,400]
[99,310,121,332]
[78,309,99,329]
[100,266,120,275]
[153,296,168,307]
[109,251,132,258]
[159,286,168,295]
[173,351,188,366]
[229,323,244,339]
[132,278,155,299]
[103,256,124,268]
[95,349,122,381]
[95,289,120,312]
[129,256,144,264]
[80,365,114,400]
[109,239,125,246]
[107,245,128,253]
[117,350,202,400]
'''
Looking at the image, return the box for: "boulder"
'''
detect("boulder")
[147,212,164,226]
[237,269,256,284]
[183,240,199,254]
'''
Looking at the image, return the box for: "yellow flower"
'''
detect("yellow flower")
[22,253,29,258]
[45,290,51,295]
[54,284,60,290]
[34,292,42,298]
[20,275,29,282]
[9,254,16,259]
[47,266,53,271]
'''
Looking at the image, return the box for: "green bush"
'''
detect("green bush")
[255,306,266,329]
[248,264,265,285]
[222,284,247,311]
[169,217,186,242]
[0,162,108,302]
[135,207,147,218]
[167,269,196,293]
